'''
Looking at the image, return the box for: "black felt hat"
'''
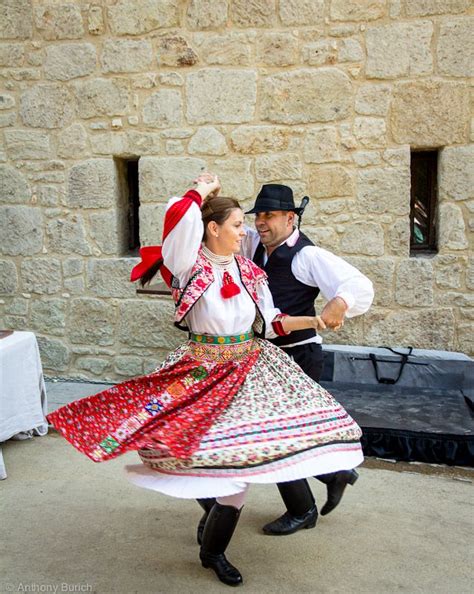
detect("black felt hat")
[246,184,304,215]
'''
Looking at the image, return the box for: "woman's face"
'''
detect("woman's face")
[214,208,246,254]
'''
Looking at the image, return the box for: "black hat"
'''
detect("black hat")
[246,184,303,215]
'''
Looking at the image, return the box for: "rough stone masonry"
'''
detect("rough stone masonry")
[0,0,472,380]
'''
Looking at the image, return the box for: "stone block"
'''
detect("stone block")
[404,0,470,16]
[108,0,178,35]
[304,226,340,252]
[139,203,167,246]
[5,298,28,316]
[76,357,110,376]
[67,159,118,209]
[64,277,85,295]
[114,355,143,377]
[437,18,474,77]
[0,260,18,294]
[256,32,298,66]
[364,308,456,351]
[301,41,336,67]
[467,259,474,291]
[279,0,324,25]
[395,259,433,307]
[37,336,70,371]
[353,151,382,167]
[366,22,433,79]
[230,126,290,154]
[353,117,386,148]
[89,132,128,156]
[439,145,474,202]
[63,258,83,277]
[347,256,395,307]
[186,69,257,124]
[0,112,16,127]
[330,0,386,21]
[339,222,384,256]
[260,68,352,124]
[309,165,353,198]
[87,259,137,299]
[139,157,206,202]
[20,83,74,128]
[46,214,91,256]
[388,218,410,256]
[118,300,180,348]
[186,0,228,29]
[88,4,105,35]
[74,78,129,118]
[37,185,61,207]
[458,324,474,356]
[391,81,469,146]
[69,298,115,346]
[101,39,153,73]
[188,127,227,155]
[357,168,411,216]
[0,0,32,39]
[0,206,43,256]
[304,127,341,164]
[213,157,254,199]
[382,147,410,168]
[57,124,89,159]
[166,140,184,155]
[355,84,391,116]
[126,131,162,155]
[158,72,184,86]
[255,154,302,182]
[45,43,96,81]
[4,130,50,160]
[324,315,364,346]
[0,94,15,110]
[0,44,25,66]
[338,38,364,63]
[438,203,468,250]
[434,255,466,289]
[143,89,183,128]
[0,165,31,203]
[190,32,252,66]
[21,258,61,294]
[230,0,276,27]
[31,298,66,336]
[89,211,124,256]
[34,3,84,40]
[156,35,198,67]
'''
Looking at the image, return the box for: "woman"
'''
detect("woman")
[48,176,363,587]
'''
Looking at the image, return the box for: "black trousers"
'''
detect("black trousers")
[276,342,325,516]
[281,342,324,383]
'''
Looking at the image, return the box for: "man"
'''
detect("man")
[241,183,374,536]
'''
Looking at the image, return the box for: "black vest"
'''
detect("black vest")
[253,232,320,347]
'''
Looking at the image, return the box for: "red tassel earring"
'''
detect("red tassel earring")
[220,271,241,299]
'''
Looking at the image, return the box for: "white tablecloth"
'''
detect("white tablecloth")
[0,331,48,479]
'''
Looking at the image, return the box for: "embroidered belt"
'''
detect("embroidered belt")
[189,331,254,345]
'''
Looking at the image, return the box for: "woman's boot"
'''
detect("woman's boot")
[199,502,243,586]
[196,498,216,545]
[262,479,318,535]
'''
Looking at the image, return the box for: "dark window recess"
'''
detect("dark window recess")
[126,159,140,253]
[410,150,438,254]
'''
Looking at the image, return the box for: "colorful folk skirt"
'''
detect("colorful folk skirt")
[48,333,363,498]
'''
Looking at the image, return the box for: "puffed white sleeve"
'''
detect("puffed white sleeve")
[256,280,281,339]
[161,194,204,280]
[292,246,374,318]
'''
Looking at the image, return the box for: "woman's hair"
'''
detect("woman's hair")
[201,196,241,240]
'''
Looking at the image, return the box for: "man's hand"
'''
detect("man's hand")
[320,297,348,331]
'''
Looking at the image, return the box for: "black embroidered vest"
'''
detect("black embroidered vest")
[253,232,320,347]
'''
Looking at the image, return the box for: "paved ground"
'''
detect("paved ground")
[1,382,473,594]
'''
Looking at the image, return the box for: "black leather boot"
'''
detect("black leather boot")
[199,503,243,587]
[262,480,318,536]
[196,498,216,545]
[318,469,359,516]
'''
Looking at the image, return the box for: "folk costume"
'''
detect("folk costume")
[48,188,363,586]
[242,183,374,536]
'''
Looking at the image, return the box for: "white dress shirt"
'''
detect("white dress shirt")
[241,226,374,346]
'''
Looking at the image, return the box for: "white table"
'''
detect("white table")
[0,331,48,479]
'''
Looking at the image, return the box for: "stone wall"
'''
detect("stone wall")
[0,0,473,380]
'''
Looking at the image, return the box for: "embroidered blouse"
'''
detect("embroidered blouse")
[162,196,280,338]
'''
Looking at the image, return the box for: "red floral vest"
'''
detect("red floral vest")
[173,249,267,335]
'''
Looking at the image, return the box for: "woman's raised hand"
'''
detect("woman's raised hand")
[194,172,221,200]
